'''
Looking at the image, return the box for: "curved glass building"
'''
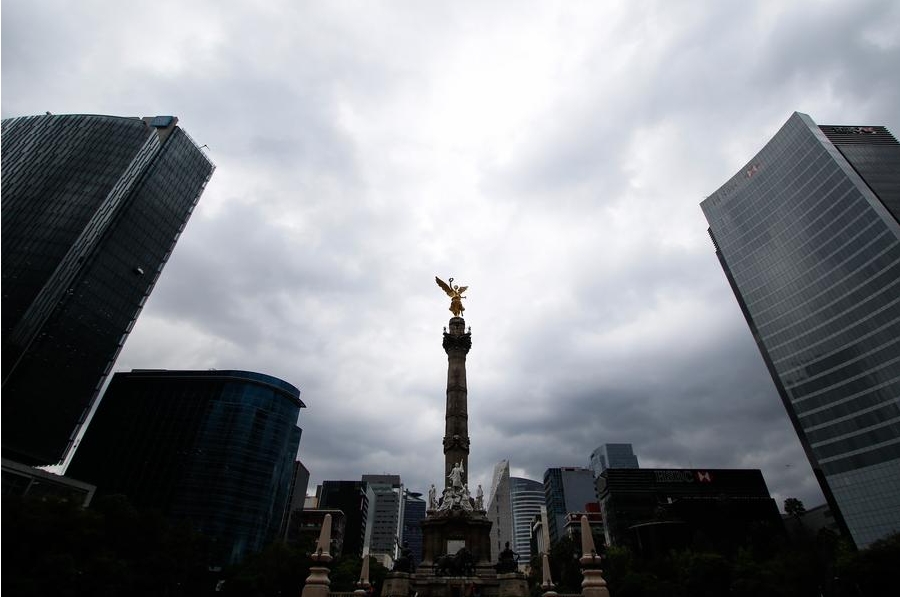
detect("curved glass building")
[66,369,305,565]
[2,114,214,465]
[701,112,900,548]
[510,476,544,562]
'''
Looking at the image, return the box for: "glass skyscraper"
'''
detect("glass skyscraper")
[66,369,304,566]
[509,476,544,563]
[2,114,214,466]
[318,480,367,557]
[402,489,427,563]
[701,112,900,548]
[543,467,597,545]
[589,443,639,476]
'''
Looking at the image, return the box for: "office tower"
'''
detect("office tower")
[1,114,214,466]
[65,369,303,565]
[362,474,404,565]
[597,468,782,556]
[486,460,514,557]
[589,443,639,476]
[319,480,367,557]
[282,460,311,541]
[487,460,546,565]
[509,476,544,564]
[543,467,598,545]
[402,490,427,563]
[701,112,900,549]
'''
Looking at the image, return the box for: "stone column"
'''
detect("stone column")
[578,515,610,597]
[353,553,371,596]
[302,514,334,597]
[541,553,558,597]
[442,316,471,487]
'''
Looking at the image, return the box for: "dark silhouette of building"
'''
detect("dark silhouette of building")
[281,460,311,541]
[290,509,346,556]
[562,509,604,551]
[702,112,900,548]
[597,468,783,558]
[2,458,96,507]
[403,489,426,564]
[1,114,214,466]
[65,369,303,566]
[318,480,367,557]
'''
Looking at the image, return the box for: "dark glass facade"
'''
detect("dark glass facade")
[590,443,640,476]
[543,467,597,544]
[701,112,900,548]
[65,369,304,566]
[318,480,367,557]
[597,468,782,556]
[403,490,426,563]
[2,114,214,465]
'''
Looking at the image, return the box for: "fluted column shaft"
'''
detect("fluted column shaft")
[442,316,471,488]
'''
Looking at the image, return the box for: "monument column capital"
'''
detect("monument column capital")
[443,332,472,354]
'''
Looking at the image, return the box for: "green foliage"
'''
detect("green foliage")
[784,497,806,518]
[220,541,310,597]
[2,494,211,597]
[219,547,389,597]
[596,531,898,597]
[547,536,583,592]
[326,555,388,594]
[835,531,900,597]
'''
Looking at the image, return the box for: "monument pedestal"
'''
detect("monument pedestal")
[497,573,528,597]
[382,572,411,597]
[421,510,493,567]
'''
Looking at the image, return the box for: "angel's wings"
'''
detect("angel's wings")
[435,276,454,297]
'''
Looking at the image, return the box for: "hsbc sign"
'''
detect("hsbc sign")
[653,470,715,483]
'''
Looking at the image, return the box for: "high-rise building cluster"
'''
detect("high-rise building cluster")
[702,112,900,549]
[297,475,426,567]
[486,460,544,564]
[487,443,791,562]
[5,107,895,572]
[1,113,305,567]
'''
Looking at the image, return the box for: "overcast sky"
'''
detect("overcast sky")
[4,0,899,510]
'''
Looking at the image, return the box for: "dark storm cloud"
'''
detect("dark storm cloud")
[5,0,899,511]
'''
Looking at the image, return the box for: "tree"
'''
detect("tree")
[783,497,806,519]
[220,541,310,597]
[2,493,211,597]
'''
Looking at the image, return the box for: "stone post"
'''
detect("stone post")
[541,552,558,597]
[578,515,610,597]
[354,552,371,596]
[301,514,334,597]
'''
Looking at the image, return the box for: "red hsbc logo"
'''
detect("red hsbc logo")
[696,471,713,483]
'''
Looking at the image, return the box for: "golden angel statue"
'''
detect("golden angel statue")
[435,276,468,317]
